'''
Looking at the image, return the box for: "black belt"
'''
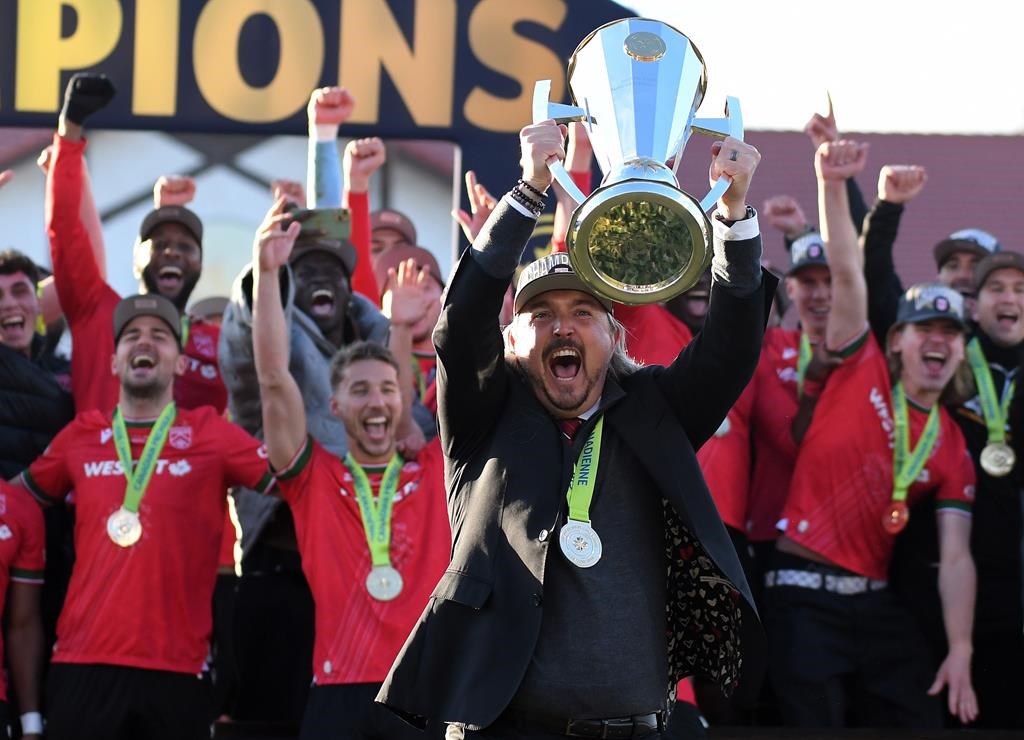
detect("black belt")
[500,710,664,738]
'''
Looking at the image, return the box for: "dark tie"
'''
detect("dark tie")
[559,417,584,441]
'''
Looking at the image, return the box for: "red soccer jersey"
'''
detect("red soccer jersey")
[745,328,803,541]
[275,436,450,685]
[780,334,975,579]
[0,482,45,701]
[615,303,694,367]
[46,135,227,415]
[21,407,274,674]
[698,381,754,532]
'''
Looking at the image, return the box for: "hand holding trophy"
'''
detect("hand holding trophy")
[534,18,745,304]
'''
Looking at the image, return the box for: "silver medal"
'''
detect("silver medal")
[107,507,142,547]
[559,520,603,568]
[981,442,1015,477]
[366,565,404,601]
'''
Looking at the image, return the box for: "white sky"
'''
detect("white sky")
[624,0,1024,135]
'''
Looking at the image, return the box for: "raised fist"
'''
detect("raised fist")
[815,140,869,182]
[307,87,355,128]
[877,165,927,204]
[61,73,116,126]
[153,176,197,208]
[520,120,567,194]
[709,137,761,220]
[343,137,386,194]
[761,195,810,239]
[804,94,838,150]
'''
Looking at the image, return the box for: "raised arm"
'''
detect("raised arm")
[863,165,927,343]
[453,170,498,246]
[306,86,353,208]
[252,197,306,471]
[815,140,870,351]
[342,137,385,300]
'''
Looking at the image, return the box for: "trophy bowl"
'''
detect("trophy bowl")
[535,17,743,305]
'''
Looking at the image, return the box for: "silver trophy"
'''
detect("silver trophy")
[534,18,742,304]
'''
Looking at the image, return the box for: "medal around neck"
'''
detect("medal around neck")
[981,442,1015,477]
[366,565,403,601]
[882,501,909,535]
[107,506,143,547]
[559,520,603,568]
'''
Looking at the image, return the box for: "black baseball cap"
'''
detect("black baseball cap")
[974,251,1024,291]
[933,228,1000,268]
[893,283,967,331]
[786,231,828,276]
[112,294,182,346]
[139,206,203,247]
[514,253,614,314]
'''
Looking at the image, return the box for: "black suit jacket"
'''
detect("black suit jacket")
[379,201,773,729]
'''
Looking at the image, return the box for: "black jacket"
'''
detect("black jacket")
[0,336,74,480]
[378,202,772,729]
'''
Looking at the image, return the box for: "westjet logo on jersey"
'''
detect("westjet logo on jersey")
[83,459,192,478]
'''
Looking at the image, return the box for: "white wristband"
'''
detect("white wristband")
[20,711,43,735]
[311,122,340,142]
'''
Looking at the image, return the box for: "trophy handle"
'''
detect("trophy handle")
[695,96,743,212]
[532,81,589,205]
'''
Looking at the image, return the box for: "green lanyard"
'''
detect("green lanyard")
[796,333,812,397]
[891,384,940,503]
[966,338,1015,445]
[111,403,177,514]
[345,453,404,567]
[566,416,604,524]
[180,315,190,348]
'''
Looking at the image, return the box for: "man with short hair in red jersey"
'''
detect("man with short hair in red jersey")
[18,294,274,740]
[766,139,978,728]
[46,73,225,415]
[251,199,450,740]
[0,481,45,740]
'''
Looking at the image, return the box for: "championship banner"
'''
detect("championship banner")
[0,0,629,193]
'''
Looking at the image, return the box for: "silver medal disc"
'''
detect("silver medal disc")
[366,565,404,601]
[559,520,603,568]
[107,507,142,547]
[981,442,1015,477]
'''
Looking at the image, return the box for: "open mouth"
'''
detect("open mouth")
[362,414,390,444]
[808,305,829,316]
[996,310,1019,329]
[922,351,947,374]
[547,346,582,381]
[157,265,183,293]
[130,353,156,370]
[0,315,26,331]
[311,288,335,318]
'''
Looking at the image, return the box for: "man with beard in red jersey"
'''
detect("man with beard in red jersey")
[45,73,225,415]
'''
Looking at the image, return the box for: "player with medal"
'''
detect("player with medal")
[17,294,274,740]
[251,198,449,740]
[769,139,979,728]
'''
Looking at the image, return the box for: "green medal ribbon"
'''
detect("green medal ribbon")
[566,416,604,524]
[891,383,940,503]
[796,333,813,398]
[345,453,404,567]
[180,315,190,348]
[966,337,1015,445]
[111,402,177,514]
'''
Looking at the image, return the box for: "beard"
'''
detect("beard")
[515,355,599,413]
[141,268,201,312]
[122,373,169,401]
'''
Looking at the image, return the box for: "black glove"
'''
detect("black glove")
[61,73,116,126]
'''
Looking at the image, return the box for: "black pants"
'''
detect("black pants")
[45,663,213,740]
[763,553,941,729]
[0,700,8,739]
[301,683,437,740]
[972,627,1024,728]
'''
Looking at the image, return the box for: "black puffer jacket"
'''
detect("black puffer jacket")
[0,336,74,479]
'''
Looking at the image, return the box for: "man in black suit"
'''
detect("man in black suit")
[378,120,775,739]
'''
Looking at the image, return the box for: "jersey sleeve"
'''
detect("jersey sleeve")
[935,424,976,517]
[20,422,76,506]
[216,417,275,495]
[343,190,379,301]
[273,435,319,505]
[10,489,45,584]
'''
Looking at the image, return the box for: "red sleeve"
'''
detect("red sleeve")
[10,488,46,584]
[342,190,379,301]
[46,135,108,325]
[215,416,275,494]
[21,422,76,505]
[552,170,595,254]
[935,421,976,515]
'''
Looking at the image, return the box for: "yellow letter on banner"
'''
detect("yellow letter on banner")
[15,0,123,112]
[464,0,567,133]
[339,0,456,126]
[193,0,324,123]
[133,0,180,116]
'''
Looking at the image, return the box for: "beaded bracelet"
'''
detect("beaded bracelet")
[508,187,544,216]
[517,179,548,199]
